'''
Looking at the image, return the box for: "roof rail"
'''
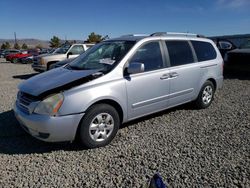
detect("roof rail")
[120,34,149,37]
[150,32,206,38]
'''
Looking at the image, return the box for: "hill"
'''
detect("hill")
[0,38,83,49]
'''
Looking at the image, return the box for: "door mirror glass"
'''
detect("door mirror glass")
[127,62,144,74]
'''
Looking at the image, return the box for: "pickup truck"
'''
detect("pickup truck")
[32,43,94,72]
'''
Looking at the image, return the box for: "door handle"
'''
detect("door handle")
[160,73,170,80]
[170,72,179,78]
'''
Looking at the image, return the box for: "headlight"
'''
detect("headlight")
[34,93,64,116]
[40,57,45,65]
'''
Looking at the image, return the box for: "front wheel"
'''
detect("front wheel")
[79,104,120,149]
[12,58,18,63]
[195,80,215,109]
[48,63,54,70]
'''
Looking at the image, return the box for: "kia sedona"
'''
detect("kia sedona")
[14,32,223,148]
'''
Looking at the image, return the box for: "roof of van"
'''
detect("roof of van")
[107,32,206,42]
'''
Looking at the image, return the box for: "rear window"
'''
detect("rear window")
[166,41,194,67]
[191,41,217,62]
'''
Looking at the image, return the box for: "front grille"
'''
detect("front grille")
[17,91,38,114]
[32,57,40,65]
[33,60,38,65]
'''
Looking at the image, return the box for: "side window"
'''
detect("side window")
[166,41,194,67]
[191,41,217,61]
[129,42,163,72]
[69,45,84,55]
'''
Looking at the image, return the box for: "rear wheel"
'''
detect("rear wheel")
[195,80,215,109]
[79,104,120,149]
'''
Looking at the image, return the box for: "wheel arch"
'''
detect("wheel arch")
[207,78,217,90]
[74,99,124,142]
[89,99,124,123]
[47,61,59,70]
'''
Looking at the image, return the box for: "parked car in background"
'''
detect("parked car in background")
[32,43,94,72]
[0,49,20,58]
[19,49,47,64]
[6,50,29,63]
[6,49,40,63]
[21,48,58,64]
[19,55,34,64]
[40,48,51,54]
[214,38,237,59]
[224,39,250,71]
[14,32,223,148]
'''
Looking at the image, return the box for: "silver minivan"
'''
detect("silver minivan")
[14,32,223,148]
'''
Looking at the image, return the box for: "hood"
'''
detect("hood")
[35,53,65,60]
[42,53,66,60]
[35,53,51,58]
[19,67,101,98]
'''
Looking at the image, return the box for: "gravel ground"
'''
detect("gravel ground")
[0,62,249,187]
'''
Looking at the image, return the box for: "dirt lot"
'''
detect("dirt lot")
[0,62,249,187]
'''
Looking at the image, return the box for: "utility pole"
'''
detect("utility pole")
[14,32,17,44]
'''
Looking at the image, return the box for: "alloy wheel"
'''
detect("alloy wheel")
[202,85,213,105]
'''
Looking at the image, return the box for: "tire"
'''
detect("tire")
[48,62,57,70]
[48,64,53,70]
[79,104,120,149]
[12,58,18,63]
[195,80,215,109]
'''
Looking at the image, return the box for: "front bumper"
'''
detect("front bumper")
[32,64,46,72]
[14,102,84,142]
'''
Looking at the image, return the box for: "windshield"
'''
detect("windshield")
[54,44,71,54]
[67,41,135,72]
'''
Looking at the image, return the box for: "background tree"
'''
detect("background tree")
[5,42,11,49]
[64,40,71,45]
[1,42,11,49]
[50,36,61,48]
[86,32,102,43]
[14,43,20,50]
[22,43,28,49]
[1,43,7,49]
[36,44,43,49]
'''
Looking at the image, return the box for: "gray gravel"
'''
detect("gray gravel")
[0,63,249,187]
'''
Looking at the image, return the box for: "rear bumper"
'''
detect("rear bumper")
[216,76,223,89]
[14,102,84,142]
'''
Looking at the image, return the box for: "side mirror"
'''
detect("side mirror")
[67,52,73,58]
[218,41,234,50]
[127,62,144,74]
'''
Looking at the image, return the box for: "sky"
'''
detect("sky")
[0,0,250,40]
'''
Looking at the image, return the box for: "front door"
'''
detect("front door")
[125,41,170,120]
